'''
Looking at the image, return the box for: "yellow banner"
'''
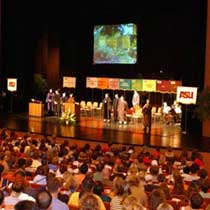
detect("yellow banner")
[142,79,156,92]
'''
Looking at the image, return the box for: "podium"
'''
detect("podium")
[63,102,75,114]
[29,102,44,117]
[63,102,80,122]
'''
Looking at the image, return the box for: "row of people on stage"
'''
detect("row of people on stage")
[102,93,129,124]
[162,101,182,124]
[45,89,75,116]
[102,91,141,125]
[102,91,182,128]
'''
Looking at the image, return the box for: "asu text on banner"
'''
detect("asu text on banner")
[176,86,198,105]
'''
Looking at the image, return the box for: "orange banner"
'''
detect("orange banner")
[97,78,108,89]
[108,78,120,90]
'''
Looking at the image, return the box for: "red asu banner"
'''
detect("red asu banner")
[176,86,198,104]
[7,78,17,92]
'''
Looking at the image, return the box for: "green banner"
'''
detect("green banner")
[131,79,143,91]
[119,79,131,90]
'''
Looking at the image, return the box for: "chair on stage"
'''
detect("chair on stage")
[154,107,162,123]
[131,107,143,124]
[86,101,93,116]
[92,102,98,109]
[80,101,87,115]
[92,102,99,116]
[151,106,157,123]
[95,102,103,116]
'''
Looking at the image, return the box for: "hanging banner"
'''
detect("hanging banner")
[142,79,156,92]
[108,78,119,90]
[156,80,171,93]
[97,78,108,89]
[63,77,76,88]
[170,80,182,93]
[7,78,17,92]
[86,77,98,88]
[176,86,198,104]
[119,79,131,90]
[131,79,143,91]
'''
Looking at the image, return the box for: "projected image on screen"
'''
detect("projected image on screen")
[93,23,137,64]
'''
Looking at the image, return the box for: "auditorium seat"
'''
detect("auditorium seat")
[131,108,142,124]
[95,102,103,116]
[80,101,87,115]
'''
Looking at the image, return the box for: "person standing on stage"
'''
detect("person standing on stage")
[54,89,61,116]
[68,93,75,103]
[132,90,140,109]
[118,95,128,125]
[102,93,112,122]
[113,93,119,122]
[60,92,68,113]
[142,99,152,133]
[46,89,55,115]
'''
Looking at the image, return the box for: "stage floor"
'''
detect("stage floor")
[0,112,209,151]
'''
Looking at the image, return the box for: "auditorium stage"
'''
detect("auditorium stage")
[0,112,209,152]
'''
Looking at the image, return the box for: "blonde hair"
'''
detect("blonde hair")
[122,195,145,210]
[79,193,100,210]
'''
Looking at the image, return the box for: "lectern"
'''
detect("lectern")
[29,102,44,117]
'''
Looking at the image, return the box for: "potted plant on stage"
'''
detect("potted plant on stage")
[60,109,76,125]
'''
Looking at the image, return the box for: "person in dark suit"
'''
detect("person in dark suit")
[142,99,152,133]
[102,93,112,122]
[113,93,119,122]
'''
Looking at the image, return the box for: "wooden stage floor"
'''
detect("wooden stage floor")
[0,112,209,152]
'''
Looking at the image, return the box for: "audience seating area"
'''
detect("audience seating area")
[0,128,209,210]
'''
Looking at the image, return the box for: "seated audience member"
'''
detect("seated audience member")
[190,193,203,210]
[122,195,146,210]
[74,163,89,184]
[60,171,78,196]
[68,176,106,210]
[171,175,186,198]
[79,192,100,210]
[157,202,174,210]
[165,147,175,163]
[33,165,48,185]
[14,200,38,210]
[186,180,199,200]
[47,177,69,210]
[56,164,68,178]
[182,163,200,182]
[150,189,166,210]
[194,152,204,168]
[30,150,42,169]
[145,161,162,182]
[199,179,210,198]
[36,190,52,210]
[126,175,148,208]
[5,181,35,206]
[144,174,158,193]
[110,176,127,210]
[93,181,111,202]
[156,174,170,200]
[93,163,104,182]
[197,168,209,187]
